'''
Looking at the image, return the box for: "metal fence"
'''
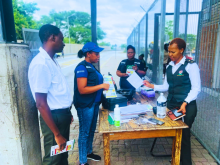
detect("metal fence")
[127,0,220,163]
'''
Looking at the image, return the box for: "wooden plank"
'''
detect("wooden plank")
[127,120,144,131]
[109,129,176,140]
[103,133,111,165]
[171,129,182,165]
[99,109,110,133]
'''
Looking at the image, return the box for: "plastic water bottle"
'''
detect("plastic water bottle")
[157,93,167,119]
[114,104,121,127]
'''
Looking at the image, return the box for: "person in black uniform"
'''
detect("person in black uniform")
[144,38,201,165]
[116,45,146,89]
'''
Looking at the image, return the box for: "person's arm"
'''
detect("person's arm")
[77,77,109,94]
[178,63,201,114]
[116,61,129,77]
[184,63,201,103]
[36,93,66,150]
[116,70,129,77]
[143,75,169,92]
[132,63,146,76]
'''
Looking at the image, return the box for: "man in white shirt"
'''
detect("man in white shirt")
[28,24,72,165]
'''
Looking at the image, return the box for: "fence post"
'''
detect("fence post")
[158,0,166,84]
[173,0,180,38]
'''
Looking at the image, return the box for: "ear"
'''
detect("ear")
[180,48,184,54]
[86,52,91,57]
[48,35,56,42]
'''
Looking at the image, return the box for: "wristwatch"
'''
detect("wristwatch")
[183,101,188,105]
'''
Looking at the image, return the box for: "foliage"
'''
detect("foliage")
[165,20,173,41]
[164,20,197,51]
[12,0,39,39]
[37,10,106,44]
[120,44,127,51]
[98,42,111,46]
[179,33,197,51]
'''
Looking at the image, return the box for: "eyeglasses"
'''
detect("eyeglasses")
[127,52,134,54]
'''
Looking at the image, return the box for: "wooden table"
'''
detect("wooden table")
[99,93,188,165]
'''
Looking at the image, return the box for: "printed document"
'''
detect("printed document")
[127,72,144,89]
[103,75,117,98]
[50,140,75,156]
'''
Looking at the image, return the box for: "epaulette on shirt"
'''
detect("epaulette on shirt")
[185,59,195,64]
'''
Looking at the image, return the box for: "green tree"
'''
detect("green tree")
[165,20,173,41]
[37,10,106,44]
[120,44,127,52]
[12,0,39,39]
[98,42,111,46]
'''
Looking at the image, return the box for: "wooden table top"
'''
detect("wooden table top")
[99,92,188,133]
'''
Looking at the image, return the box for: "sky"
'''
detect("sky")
[22,0,202,46]
[23,0,154,46]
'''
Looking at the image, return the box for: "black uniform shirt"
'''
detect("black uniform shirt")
[117,58,145,89]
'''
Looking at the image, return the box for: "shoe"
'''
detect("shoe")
[87,153,101,161]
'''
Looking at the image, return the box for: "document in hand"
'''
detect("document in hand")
[50,139,75,156]
[126,72,144,89]
[103,75,117,98]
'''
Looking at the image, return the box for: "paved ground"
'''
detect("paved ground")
[41,51,218,165]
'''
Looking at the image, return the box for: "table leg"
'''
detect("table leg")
[171,129,182,165]
[103,133,110,165]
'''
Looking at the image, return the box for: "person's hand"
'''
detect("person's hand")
[55,133,67,151]
[102,83,110,90]
[132,64,138,71]
[143,80,154,89]
[121,73,129,77]
[177,102,187,114]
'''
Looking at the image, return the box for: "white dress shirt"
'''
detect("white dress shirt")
[28,47,72,110]
[154,56,201,103]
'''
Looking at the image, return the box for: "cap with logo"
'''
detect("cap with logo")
[82,42,104,53]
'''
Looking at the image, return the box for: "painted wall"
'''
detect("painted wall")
[0,44,42,165]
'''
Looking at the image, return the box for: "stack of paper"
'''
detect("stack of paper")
[120,104,153,116]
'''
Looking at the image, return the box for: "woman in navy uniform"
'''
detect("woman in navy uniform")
[116,45,146,89]
[144,38,201,165]
[73,42,110,165]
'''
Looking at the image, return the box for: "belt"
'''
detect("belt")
[51,107,71,114]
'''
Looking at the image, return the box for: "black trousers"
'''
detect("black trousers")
[40,111,72,165]
[167,98,197,165]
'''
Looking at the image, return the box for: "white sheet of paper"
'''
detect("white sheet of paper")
[126,71,144,89]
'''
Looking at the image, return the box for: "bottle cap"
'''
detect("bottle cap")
[160,93,164,96]
[115,104,119,108]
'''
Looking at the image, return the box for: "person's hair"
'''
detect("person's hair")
[77,50,92,58]
[139,54,144,57]
[169,38,186,53]
[39,24,61,43]
[164,43,169,52]
[127,45,136,53]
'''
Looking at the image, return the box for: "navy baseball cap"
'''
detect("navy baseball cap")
[82,42,104,53]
